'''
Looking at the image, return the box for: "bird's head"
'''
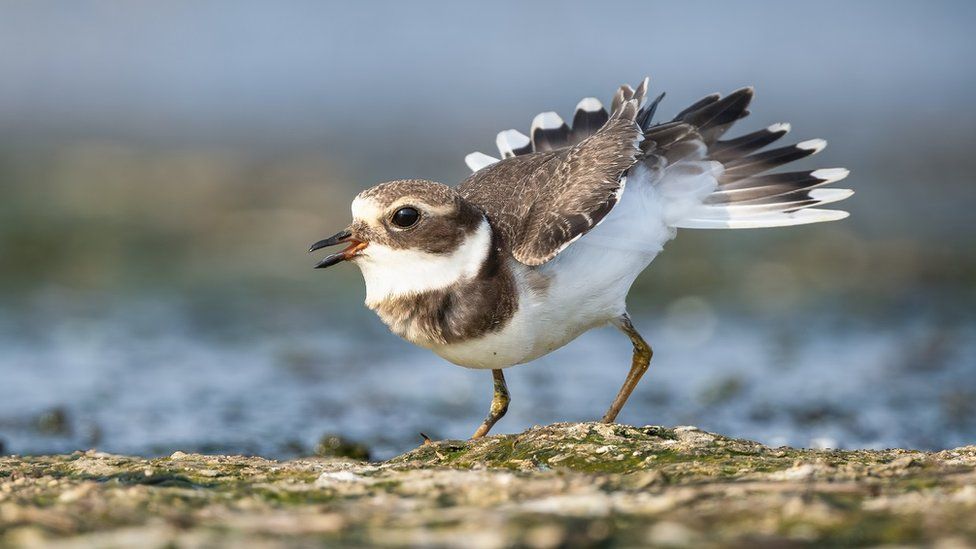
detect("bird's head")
[310,179,492,306]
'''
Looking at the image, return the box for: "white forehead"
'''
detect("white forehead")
[351,195,383,221]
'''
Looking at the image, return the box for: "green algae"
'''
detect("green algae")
[2,422,975,547]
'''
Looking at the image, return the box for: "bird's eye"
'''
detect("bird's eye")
[391,206,420,228]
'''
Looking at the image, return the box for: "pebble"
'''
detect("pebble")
[315,470,366,485]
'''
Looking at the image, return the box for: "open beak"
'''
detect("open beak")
[308,229,368,269]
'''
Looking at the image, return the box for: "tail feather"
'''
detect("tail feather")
[721,139,826,182]
[706,169,850,202]
[674,93,720,120]
[709,122,790,162]
[668,88,849,229]
[675,87,753,144]
[698,187,853,215]
[741,186,854,207]
[464,76,851,230]
[677,208,850,229]
[636,92,666,130]
[675,161,851,230]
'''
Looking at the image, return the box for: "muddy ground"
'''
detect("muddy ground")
[2,422,975,547]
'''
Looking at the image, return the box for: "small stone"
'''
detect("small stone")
[890,455,920,469]
[591,423,617,439]
[4,526,48,547]
[770,463,819,480]
[631,470,666,488]
[523,524,565,548]
[57,483,94,503]
[647,521,698,546]
[314,470,365,486]
[951,485,976,504]
[674,425,716,447]
[170,451,188,460]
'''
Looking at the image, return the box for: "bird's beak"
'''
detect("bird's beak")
[308,228,368,269]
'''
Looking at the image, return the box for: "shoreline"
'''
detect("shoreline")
[2,422,975,547]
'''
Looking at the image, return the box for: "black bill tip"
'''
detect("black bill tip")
[314,252,347,269]
[308,229,352,253]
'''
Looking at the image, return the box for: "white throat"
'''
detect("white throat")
[356,218,492,307]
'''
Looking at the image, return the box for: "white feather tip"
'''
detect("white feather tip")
[797,138,827,153]
[495,129,530,157]
[575,97,604,113]
[811,168,850,183]
[531,111,565,131]
[464,152,499,172]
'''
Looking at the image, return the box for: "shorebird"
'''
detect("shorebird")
[310,78,851,438]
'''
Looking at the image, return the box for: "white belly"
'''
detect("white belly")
[431,175,675,369]
[429,256,637,369]
[430,152,721,369]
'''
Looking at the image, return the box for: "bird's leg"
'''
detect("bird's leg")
[602,313,653,423]
[471,369,509,438]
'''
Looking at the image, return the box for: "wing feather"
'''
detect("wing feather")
[459,77,852,259]
[459,102,642,266]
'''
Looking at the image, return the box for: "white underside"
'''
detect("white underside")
[432,148,722,369]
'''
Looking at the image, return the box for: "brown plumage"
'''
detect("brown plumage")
[458,94,644,266]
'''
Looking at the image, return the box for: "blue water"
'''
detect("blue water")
[2,294,974,460]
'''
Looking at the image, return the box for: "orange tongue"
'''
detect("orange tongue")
[342,240,368,258]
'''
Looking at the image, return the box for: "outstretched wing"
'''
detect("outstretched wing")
[458,83,646,266]
[463,77,852,242]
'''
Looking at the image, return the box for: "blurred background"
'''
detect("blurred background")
[1,1,974,459]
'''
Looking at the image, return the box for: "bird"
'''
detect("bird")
[309,77,852,438]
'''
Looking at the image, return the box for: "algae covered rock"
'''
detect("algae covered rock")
[2,422,975,547]
[314,434,371,461]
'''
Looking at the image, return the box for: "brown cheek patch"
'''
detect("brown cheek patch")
[382,204,484,255]
[404,217,468,255]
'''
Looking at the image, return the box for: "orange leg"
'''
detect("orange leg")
[602,314,653,423]
[471,369,510,438]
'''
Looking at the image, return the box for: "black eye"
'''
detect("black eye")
[391,206,420,228]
